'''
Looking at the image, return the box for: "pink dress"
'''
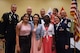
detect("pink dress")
[30,28,43,53]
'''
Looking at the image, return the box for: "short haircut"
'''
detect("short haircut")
[53,8,59,13]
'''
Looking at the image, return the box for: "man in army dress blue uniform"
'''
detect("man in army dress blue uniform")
[1,4,19,53]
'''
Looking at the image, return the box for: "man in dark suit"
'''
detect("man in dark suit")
[39,8,45,24]
[1,4,19,53]
[20,7,33,22]
[54,16,70,53]
[26,7,33,21]
[52,8,59,16]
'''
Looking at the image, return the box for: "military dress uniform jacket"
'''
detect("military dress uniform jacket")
[55,22,70,44]
[61,18,71,32]
[2,12,19,40]
[54,22,70,53]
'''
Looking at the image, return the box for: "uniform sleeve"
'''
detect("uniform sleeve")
[66,19,71,32]
[0,22,4,39]
[2,13,8,32]
[1,13,8,38]
[65,24,70,45]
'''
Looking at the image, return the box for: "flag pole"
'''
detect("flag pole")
[74,34,76,53]
[73,13,77,53]
[73,9,79,53]
[73,16,75,53]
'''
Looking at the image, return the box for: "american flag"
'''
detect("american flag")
[70,0,80,42]
[70,0,77,17]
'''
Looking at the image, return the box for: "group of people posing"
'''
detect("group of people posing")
[0,4,72,53]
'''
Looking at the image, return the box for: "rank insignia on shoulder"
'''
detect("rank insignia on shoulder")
[68,22,71,27]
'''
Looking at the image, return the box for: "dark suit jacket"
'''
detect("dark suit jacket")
[29,15,33,21]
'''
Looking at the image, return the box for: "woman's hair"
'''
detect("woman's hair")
[33,14,40,18]
[43,15,51,23]
[53,8,59,13]
[33,13,40,24]
[20,13,29,21]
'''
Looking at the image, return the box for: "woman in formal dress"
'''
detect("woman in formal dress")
[30,14,44,53]
[16,14,32,53]
[42,15,56,53]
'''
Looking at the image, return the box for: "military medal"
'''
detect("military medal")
[9,14,12,24]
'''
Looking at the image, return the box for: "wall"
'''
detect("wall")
[0,0,80,19]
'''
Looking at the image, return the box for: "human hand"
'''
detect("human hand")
[65,45,69,50]
[2,38,6,42]
[16,45,20,53]
[38,44,41,51]
[52,45,55,51]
